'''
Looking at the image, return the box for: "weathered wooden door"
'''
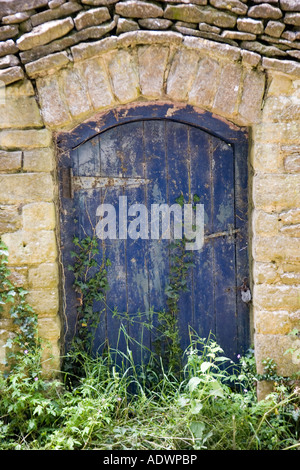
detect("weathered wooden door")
[58,105,250,362]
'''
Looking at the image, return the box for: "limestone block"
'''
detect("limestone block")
[238,69,265,124]
[0,173,54,204]
[5,80,35,97]
[210,0,248,15]
[253,261,278,284]
[0,66,24,85]
[118,30,183,48]
[263,95,300,122]
[17,17,74,51]
[61,67,91,118]
[284,154,300,172]
[0,54,19,69]
[117,18,140,34]
[115,1,164,18]
[188,56,220,108]
[282,262,300,275]
[267,74,294,96]
[8,267,28,288]
[30,2,82,27]
[280,0,300,11]
[265,20,286,38]
[251,142,282,173]
[248,4,282,19]
[138,45,169,99]
[255,310,295,335]
[38,316,61,342]
[0,96,43,128]
[0,0,48,16]
[23,148,55,173]
[279,208,300,225]
[253,174,300,212]
[36,75,71,128]
[74,7,111,31]
[255,334,300,376]
[1,230,57,265]
[254,236,300,262]
[0,40,18,58]
[75,57,115,110]
[165,4,237,27]
[253,210,280,236]
[49,0,65,8]
[28,263,59,289]
[138,18,172,30]
[284,12,300,26]
[25,51,70,78]
[256,380,274,401]
[183,36,241,61]
[253,121,300,143]
[0,129,52,149]
[0,204,22,233]
[212,62,242,117]
[20,21,116,64]
[0,25,19,41]
[166,48,199,101]
[237,17,264,34]
[71,35,117,62]
[0,150,22,172]
[262,57,300,78]
[280,223,300,237]
[280,272,300,284]
[164,4,205,23]
[2,12,31,24]
[27,289,59,317]
[254,284,300,311]
[22,202,56,231]
[82,0,118,3]
[107,49,140,103]
[221,30,256,41]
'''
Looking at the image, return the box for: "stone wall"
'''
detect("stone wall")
[0,0,299,386]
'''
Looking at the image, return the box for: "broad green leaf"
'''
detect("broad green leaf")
[200,361,212,373]
[191,400,203,414]
[190,421,205,439]
[188,376,201,392]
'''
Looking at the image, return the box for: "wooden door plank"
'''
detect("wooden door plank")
[189,128,215,344]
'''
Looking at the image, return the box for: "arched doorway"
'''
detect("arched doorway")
[58,103,250,363]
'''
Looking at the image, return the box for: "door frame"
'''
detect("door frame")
[56,101,250,355]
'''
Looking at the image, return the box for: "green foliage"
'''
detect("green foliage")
[0,239,40,371]
[1,239,299,450]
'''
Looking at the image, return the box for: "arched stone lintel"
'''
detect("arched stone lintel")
[34,32,267,133]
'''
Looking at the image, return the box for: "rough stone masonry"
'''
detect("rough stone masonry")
[0,0,299,398]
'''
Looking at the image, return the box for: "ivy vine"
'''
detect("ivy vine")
[0,239,40,374]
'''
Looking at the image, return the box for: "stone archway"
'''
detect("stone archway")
[1,31,299,390]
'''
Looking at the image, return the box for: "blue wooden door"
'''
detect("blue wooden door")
[58,105,250,362]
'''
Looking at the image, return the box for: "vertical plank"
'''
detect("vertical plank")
[166,121,193,354]
[189,128,215,345]
[211,139,237,360]
[123,122,151,365]
[143,120,169,349]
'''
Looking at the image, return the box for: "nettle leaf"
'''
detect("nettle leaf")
[190,421,205,439]
[191,400,203,414]
[188,376,201,392]
[209,380,225,398]
[200,361,212,373]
